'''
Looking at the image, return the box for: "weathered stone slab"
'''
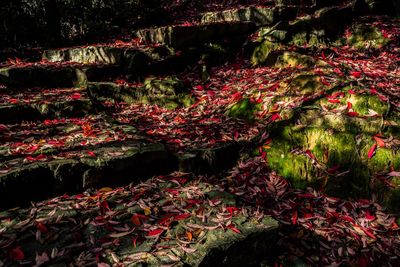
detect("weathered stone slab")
[0,142,176,209]
[136,22,255,47]
[43,46,123,64]
[0,171,278,266]
[88,76,194,109]
[201,7,275,26]
[0,87,92,123]
[0,63,117,88]
[201,6,299,26]
[0,99,92,123]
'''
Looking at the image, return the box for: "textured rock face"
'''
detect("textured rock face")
[88,76,194,109]
[43,46,123,64]
[201,7,276,26]
[136,22,255,47]
[0,63,119,88]
[0,142,176,209]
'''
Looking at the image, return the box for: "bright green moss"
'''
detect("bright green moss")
[351,94,389,116]
[227,98,261,121]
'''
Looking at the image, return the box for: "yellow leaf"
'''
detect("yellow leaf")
[98,187,113,193]
[144,208,151,216]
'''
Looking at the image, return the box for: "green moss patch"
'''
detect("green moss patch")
[227,98,261,121]
[345,24,391,49]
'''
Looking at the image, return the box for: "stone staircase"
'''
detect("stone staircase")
[0,0,399,265]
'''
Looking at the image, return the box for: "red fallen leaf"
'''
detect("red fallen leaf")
[348,89,356,95]
[86,151,96,157]
[226,206,239,215]
[10,246,25,260]
[350,71,362,78]
[185,199,202,205]
[268,82,279,91]
[26,145,40,153]
[132,236,144,248]
[158,214,174,226]
[368,144,377,159]
[100,200,110,214]
[70,92,82,100]
[363,228,377,239]
[328,99,341,103]
[26,154,47,161]
[333,68,344,76]
[347,102,353,110]
[373,135,385,148]
[231,92,242,101]
[370,88,378,95]
[234,131,239,140]
[378,94,388,101]
[131,214,141,226]
[331,92,345,98]
[292,210,298,225]
[147,228,164,236]
[305,149,316,160]
[174,213,191,221]
[115,79,127,85]
[195,85,204,91]
[36,222,49,233]
[207,90,215,97]
[347,111,359,117]
[164,188,179,195]
[269,113,281,123]
[227,224,241,234]
[365,210,376,221]
[340,215,355,223]
[327,165,340,174]
[320,78,331,86]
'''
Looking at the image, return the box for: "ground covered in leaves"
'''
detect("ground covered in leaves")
[0,1,400,266]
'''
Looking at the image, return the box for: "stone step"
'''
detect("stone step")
[88,77,193,109]
[0,171,278,266]
[42,45,172,73]
[201,6,300,26]
[0,119,176,208]
[0,87,92,123]
[0,112,246,208]
[0,62,118,88]
[135,21,255,47]
[42,43,231,80]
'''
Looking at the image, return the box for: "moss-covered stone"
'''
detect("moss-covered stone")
[88,76,194,109]
[251,40,280,66]
[276,52,316,68]
[0,64,117,88]
[227,98,261,121]
[201,6,275,26]
[43,46,123,64]
[345,24,391,49]
[136,22,255,48]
